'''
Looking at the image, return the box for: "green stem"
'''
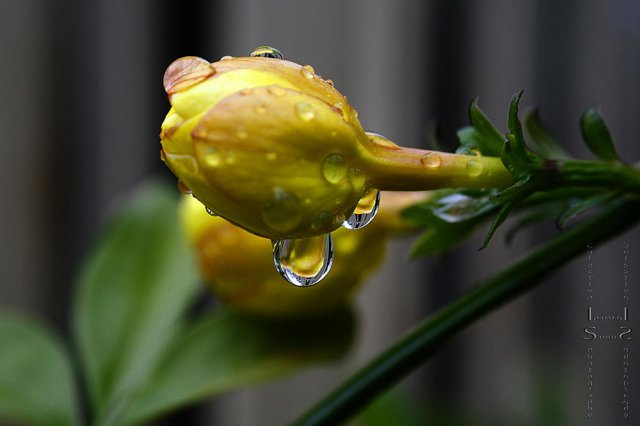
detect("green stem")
[360,141,514,191]
[556,159,640,192]
[291,196,640,426]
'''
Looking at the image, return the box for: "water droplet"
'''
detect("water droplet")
[300,65,315,79]
[268,86,287,97]
[326,79,334,87]
[262,187,303,232]
[177,180,192,195]
[456,146,481,156]
[322,153,347,184]
[236,126,248,139]
[333,102,346,119]
[421,152,442,168]
[466,160,483,177]
[205,206,217,216]
[432,193,484,223]
[250,46,285,59]
[219,55,234,61]
[368,132,400,150]
[266,152,277,161]
[254,104,267,114]
[163,56,216,95]
[295,102,315,121]
[343,189,380,230]
[202,147,222,168]
[273,234,333,286]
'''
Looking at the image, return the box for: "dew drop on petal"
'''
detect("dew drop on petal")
[250,46,285,59]
[343,189,380,230]
[163,56,216,95]
[177,180,192,195]
[300,64,315,79]
[295,102,315,121]
[268,86,287,97]
[205,206,217,216]
[262,187,303,232]
[202,147,222,168]
[273,234,334,286]
[420,152,442,168]
[466,159,484,177]
[219,55,234,61]
[322,153,347,184]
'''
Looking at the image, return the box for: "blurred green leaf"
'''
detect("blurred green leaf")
[0,312,79,426]
[580,107,619,161]
[404,190,499,256]
[121,307,356,425]
[524,109,571,159]
[72,181,201,422]
[556,191,618,229]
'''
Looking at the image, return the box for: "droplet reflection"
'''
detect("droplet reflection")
[273,234,334,286]
[343,189,380,229]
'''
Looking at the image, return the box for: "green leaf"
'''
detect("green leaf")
[121,307,356,425]
[556,191,619,229]
[480,202,513,250]
[468,98,504,156]
[524,109,571,159]
[72,181,201,422]
[580,107,619,161]
[0,312,79,426]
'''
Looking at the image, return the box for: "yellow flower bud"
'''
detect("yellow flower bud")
[160,48,513,241]
[179,192,427,317]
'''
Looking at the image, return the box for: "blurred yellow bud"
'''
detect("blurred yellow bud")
[160,48,513,241]
[179,192,427,317]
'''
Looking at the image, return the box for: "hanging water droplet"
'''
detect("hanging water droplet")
[205,206,217,216]
[177,180,192,195]
[300,64,315,79]
[250,46,285,60]
[322,153,347,184]
[273,234,334,286]
[466,159,484,177]
[295,102,315,121]
[343,189,380,230]
[431,193,494,223]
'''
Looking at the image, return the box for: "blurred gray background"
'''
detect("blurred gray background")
[1,0,639,424]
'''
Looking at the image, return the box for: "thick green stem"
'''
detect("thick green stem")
[361,144,514,191]
[291,196,640,426]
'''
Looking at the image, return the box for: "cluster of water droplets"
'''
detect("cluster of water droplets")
[270,189,380,286]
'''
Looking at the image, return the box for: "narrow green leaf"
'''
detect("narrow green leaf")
[121,308,356,425]
[468,98,504,156]
[524,109,571,159]
[580,107,619,161]
[0,312,79,426]
[72,181,201,420]
[480,202,513,250]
